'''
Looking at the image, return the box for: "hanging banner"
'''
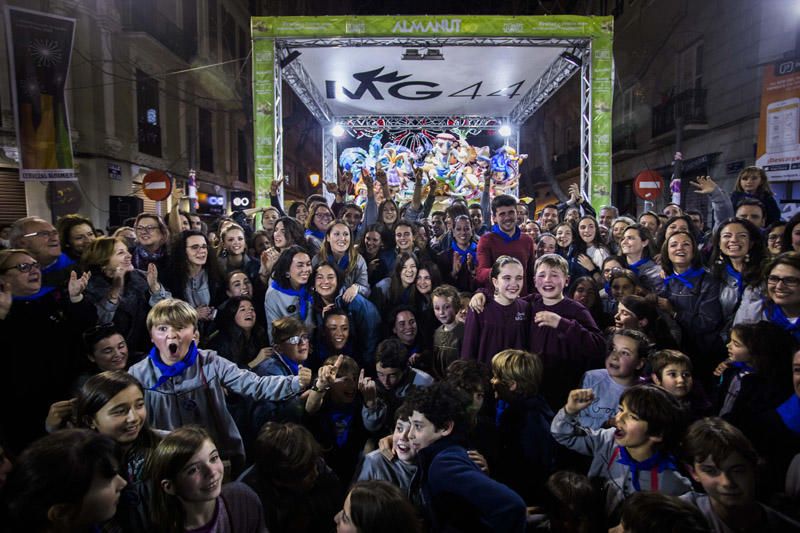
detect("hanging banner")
[5,6,76,181]
[756,59,800,182]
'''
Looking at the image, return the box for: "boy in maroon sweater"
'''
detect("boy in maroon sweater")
[529,254,606,407]
[476,194,536,295]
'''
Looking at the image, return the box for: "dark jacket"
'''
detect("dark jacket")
[416,434,527,533]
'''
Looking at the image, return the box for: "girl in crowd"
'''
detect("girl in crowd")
[436,214,477,292]
[373,251,422,314]
[147,426,266,533]
[75,371,162,483]
[131,213,170,271]
[259,216,309,284]
[311,261,382,367]
[80,237,170,353]
[710,218,766,334]
[260,206,280,242]
[163,230,225,335]
[57,214,96,262]
[619,224,661,292]
[577,215,610,270]
[265,245,314,341]
[219,224,259,278]
[335,480,421,533]
[615,295,680,349]
[766,220,787,257]
[358,224,392,287]
[207,295,269,368]
[658,230,723,365]
[782,212,800,254]
[730,166,781,226]
[378,199,400,229]
[553,221,592,282]
[567,276,611,329]
[5,429,127,533]
[288,201,309,225]
[305,203,334,255]
[317,219,370,300]
[461,256,529,365]
[598,255,625,313]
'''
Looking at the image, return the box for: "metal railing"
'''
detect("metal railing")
[651,87,707,138]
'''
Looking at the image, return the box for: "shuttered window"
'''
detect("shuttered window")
[0,171,27,225]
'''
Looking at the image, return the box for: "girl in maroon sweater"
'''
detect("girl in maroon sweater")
[461,256,529,365]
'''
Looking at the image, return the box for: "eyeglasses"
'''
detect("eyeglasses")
[135,225,160,234]
[767,275,800,288]
[284,334,310,345]
[1,261,41,273]
[22,230,58,239]
[315,212,332,220]
[187,244,208,251]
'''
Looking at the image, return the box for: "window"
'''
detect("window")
[198,108,214,172]
[677,41,704,93]
[136,70,161,157]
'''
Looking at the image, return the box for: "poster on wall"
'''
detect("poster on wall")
[756,58,800,217]
[5,7,77,181]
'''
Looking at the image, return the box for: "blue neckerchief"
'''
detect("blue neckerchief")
[615,447,677,491]
[305,228,325,240]
[730,361,755,373]
[725,264,744,297]
[663,267,705,289]
[495,399,509,427]
[451,240,477,264]
[491,224,520,243]
[277,352,300,375]
[270,280,313,320]
[328,253,349,272]
[765,302,800,341]
[603,281,612,295]
[329,409,354,448]
[627,257,649,275]
[777,395,800,434]
[42,253,75,276]
[12,285,56,301]
[148,342,199,390]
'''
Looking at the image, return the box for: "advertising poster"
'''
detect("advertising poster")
[756,58,800,217]
[5,6,76,180]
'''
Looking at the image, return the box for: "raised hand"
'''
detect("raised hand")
[358,369,377,408]
[451,253,463,277]
[298,364,312,389]
[270,175,284,196]
[147,263,161,293]
[0,281,12,320]
[45,398,76,432]
[324,180,339,194]
[68,270,91,301]
[565,388,595,415]
[315,354,343,391]
[689,175,717,195]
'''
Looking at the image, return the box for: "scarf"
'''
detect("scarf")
[729,361,755,373]
[270,280,313,320]
[13,285,55,301]
[328,253,350,272]
[765,302,800,341]
[277,352,300,375]
[627,257,649,275]
[148,341,199,390]
[305,228,325,240]
[615,447,677,491]
[725,264,744,297]
[777,395,800,434]
[42,253,75,276]
[663,267,705,289]
[491,224,520,243]
[495,399,509,427]
[329,407,355,448]
[451,240,477,265]
[132,245,164,270]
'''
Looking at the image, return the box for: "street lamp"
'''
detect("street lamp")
[309,172,320,187]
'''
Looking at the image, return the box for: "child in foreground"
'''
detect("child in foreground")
[551,384,692,520]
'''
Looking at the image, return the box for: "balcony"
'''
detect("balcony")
[651,87,708,143]
[119,1,197,63]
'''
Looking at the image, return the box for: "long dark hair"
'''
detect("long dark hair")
[274,216,307,251]
[709,218,766,285]
[389,251,420,308]
[271,245,312,289]
[312,261,344,312]
[209,296,268,366]
[621,224,655,261]
[660,231,702,276]
[348,480,422,533]
[166,230,224,302]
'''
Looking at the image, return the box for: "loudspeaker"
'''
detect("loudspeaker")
[108,195,144,228]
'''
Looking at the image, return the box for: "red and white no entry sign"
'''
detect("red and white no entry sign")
[142,170,172,202]
[633,170,664,201]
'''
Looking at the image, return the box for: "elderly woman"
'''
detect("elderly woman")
[80,237,170,353]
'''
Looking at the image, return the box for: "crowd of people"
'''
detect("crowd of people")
[0,165,799,532]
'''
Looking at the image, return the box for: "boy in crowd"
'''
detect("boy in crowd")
[578,329,649,430]
[362,338,434,436]
[551,384,692,519]
[681,417,800,532]
[528,254,607,407]
[649,349,712,420]
[406,382,527,532]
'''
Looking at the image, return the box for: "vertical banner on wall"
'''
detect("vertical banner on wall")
[590,29,614,211]
[5,7,76,181]
[251,24,275,208]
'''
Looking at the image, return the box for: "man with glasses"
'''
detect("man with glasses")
[9,216,76,293]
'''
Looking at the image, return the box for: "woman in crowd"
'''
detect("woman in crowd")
[207,295,269,368]
[131,213,170,271]
[372,251,422,314]
[305,203,334,255]
[316,219,370,300]
[265,245,314,341]
[219,224,259,278]
[80,237,170,353]
[576,215,610,270]
[57,214,96,262]
[436,214,477,292]
[358,224,392,287]
[619,224,661,292]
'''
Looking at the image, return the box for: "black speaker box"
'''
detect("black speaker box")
[108,195,144,228]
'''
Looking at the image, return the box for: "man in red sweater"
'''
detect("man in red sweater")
[476,194,536,295]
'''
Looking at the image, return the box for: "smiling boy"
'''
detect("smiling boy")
[405,382,527,532]
[551,384,691,518]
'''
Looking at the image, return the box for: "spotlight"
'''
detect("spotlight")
[499,124,512,137]
[331,124,345,137]
[561,51,582,68]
